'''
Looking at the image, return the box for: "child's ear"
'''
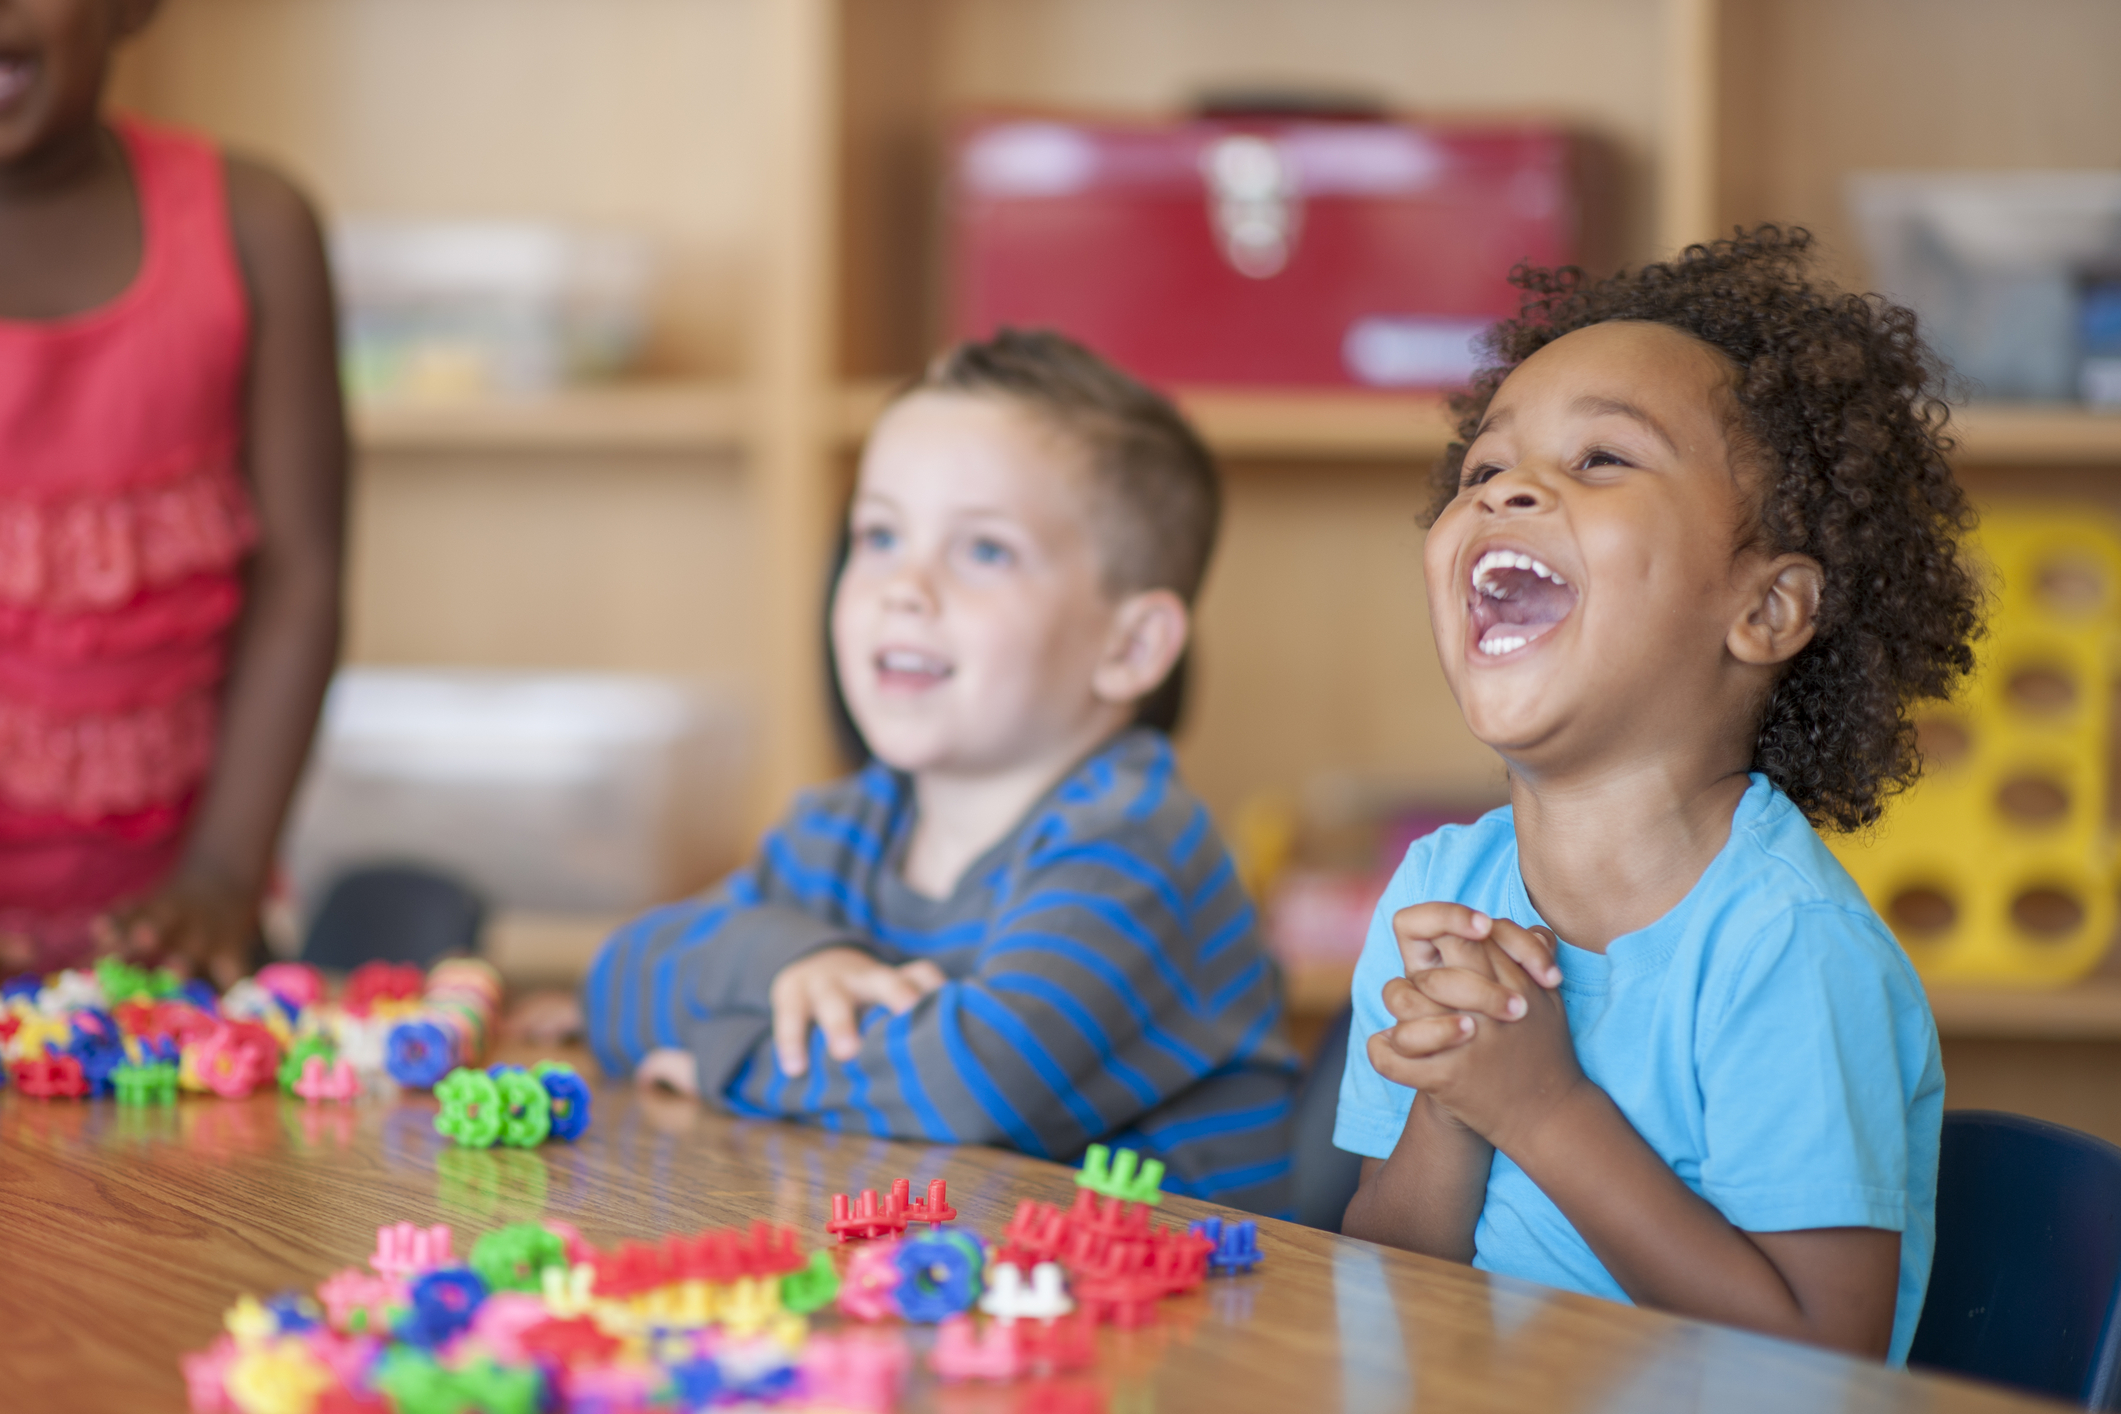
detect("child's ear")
[1092,589,1191,707]
[1729,553,1823,667]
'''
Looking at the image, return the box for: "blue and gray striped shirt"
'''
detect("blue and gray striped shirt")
[583,728,1297,1214]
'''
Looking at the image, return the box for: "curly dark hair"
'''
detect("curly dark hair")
[1427,227,1984,832]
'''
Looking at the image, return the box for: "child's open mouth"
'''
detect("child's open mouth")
[1468,548,1577,657]
[876,648,953,689]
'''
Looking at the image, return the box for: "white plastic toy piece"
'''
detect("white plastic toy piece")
[977,1261,1074,1321]
[38,970,102,1015]
[330,1012,390,1073]
[219,978,284,1024]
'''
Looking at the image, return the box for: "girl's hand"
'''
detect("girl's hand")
[96,872,257,990]
[1393,901,1563,989]
[1396,937,1589,1154]
[768,947,948,1076]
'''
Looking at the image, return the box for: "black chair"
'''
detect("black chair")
[1292,1004,1365,1231]
[299,863,487,972]
[1910,1110,2121,1408]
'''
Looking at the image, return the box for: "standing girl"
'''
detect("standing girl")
[0,0,344,986]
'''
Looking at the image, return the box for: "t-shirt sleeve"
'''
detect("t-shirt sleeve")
[1695,902,1937,1234]
[1332,856,1426,1160]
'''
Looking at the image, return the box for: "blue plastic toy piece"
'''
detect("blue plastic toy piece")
[264,1292,321,1334]
[536,1063,592,1142]
[177,979,220,1013]
[386,1019,456,1089]
[1,975,38,1002]
[894,1230,985,1322]
[670,1356,723,1408]
[1189,1217,1263,1275]
[398,1267,487,1346]
[66,1014,127,1097]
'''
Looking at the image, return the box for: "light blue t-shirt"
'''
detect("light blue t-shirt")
[1334,774,1944,1364]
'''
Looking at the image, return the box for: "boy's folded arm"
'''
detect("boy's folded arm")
[716,827,1277,1157]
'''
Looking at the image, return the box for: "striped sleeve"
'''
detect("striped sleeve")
[719,736,1298,1211]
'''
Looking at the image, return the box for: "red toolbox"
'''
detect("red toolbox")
[947,113,1617,389]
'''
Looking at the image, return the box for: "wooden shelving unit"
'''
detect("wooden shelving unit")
[353,382,747,456]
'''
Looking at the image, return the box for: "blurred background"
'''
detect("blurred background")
[110,0,2121,1134]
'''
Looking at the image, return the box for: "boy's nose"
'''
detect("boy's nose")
[879,561,939,614]
[1475,464,1555,514]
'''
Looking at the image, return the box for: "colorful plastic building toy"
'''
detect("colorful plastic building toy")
[490,1066,551,1147]
[371,1223,456,1279]
[293,1054,361,1102]
[433,1067,504,1148]
[191,1021,280,1099]
[470,1223,569,1294]
[277,1035,338,1094]
[531,1059,591,1141]
[111,1060,179,1105]
[932,1315,1028,1381]
[12,1052,89,1099]
[838,1241,908,1321]
[1190,1216,1263,1275]
[894,1230,987,1322]
[979,1261,1075,1320]
[828,1187,913,1242]
[1074,1145,1164,1206]
[802,1329,908,1414]
[397,1267,487,1346]
[383,958,502,1089]
[780,1249,842,1314]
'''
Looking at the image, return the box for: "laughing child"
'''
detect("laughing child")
[1336,229,1981,1360]
[563,329,1296,1213]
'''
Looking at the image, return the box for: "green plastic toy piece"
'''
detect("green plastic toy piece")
[1075,1144,1165,1206]
[779,1248,841,1314]
[96,957,178,1005]
[276,1035,338,1094]
[434,1067,503,1149]
[470,1222,568,1293]
[373,1350,540,1414]
[111,1061,179,1105]
[492,1068,552,1148]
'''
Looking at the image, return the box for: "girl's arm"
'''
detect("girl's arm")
[112,157,346,986]
[1403,941,1901,1356]
[1339,1098,1493,1261]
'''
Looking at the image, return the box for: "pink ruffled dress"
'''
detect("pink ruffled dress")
[0,119,256,968]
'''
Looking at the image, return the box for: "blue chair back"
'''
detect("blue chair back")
[1911,1110,2121,1408]
[1292,1004,1364,1231]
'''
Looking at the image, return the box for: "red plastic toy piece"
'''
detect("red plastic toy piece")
[902,1177,957,1226]
[1020,1379,1109,1414]
[12,1053,89,1099]
[932,1316,1025,1380]
[517,1315,621,1366]
[1018,1314,1098,1373]
[192,1021,280,1099]
[827,1187,911,1242]
[0,1015,19,1046]
[592,1239,676,1297]
[341,960,426,1017]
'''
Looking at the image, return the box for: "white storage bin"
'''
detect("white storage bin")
[1847,172,2121,400]
[333,220,655,400]
[282,669,748,918]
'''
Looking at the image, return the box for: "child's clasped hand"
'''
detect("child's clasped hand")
[769,947,946,1076]
[1369,902,1580,1149]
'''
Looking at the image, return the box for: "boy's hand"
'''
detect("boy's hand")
[1394,936,1587,1153]
[769,946,947,1076]
[637,1047,700,1097]
[96,872,257,991]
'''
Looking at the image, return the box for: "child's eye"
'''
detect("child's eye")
[1580,449,1630,470]
[1461,462,1505,489]
[853,524,897,554]
[966,537,1015,567]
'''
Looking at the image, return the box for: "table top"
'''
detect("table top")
[0,1058,2062,1414]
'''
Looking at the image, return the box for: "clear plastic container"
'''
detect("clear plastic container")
[280,669,748,919]
[1847,172,2121,400]
[332,220,656,400]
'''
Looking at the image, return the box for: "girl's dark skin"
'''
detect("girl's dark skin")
[0,0,345,986]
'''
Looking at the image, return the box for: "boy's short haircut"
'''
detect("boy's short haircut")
[918,328,1223,605]
[1430,226,1985,834]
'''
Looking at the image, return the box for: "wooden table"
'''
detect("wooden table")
[0,1063,2063,1414]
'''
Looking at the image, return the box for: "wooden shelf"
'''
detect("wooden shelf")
[353,381,748,456]
[1284,961,2121,1041]
[1951,405,2121,468]
[838,379,1455,463]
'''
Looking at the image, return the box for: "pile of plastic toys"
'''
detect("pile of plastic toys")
[1,955,510,1105]
[181,1146,1265,1413]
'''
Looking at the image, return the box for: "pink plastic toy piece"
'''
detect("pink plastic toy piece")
[827,1187,911,1242]
[369,1221,454,1278]
[802,1329,910,1413]
[192,1022,279,1099]
[293,1055,360,1103]
[255,962,325,1010]
[540,1218,600,1268]
[179,1334,240,1413]
[931,1316,1026,1381]
[837,1240,906,1321]
[902,1177,957,1226]
[317,1268,404,1334]
[468,1291,552,1362]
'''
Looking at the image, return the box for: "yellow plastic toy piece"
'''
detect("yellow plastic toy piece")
[224,1340,333,1414]
[1831,506,2121,985]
